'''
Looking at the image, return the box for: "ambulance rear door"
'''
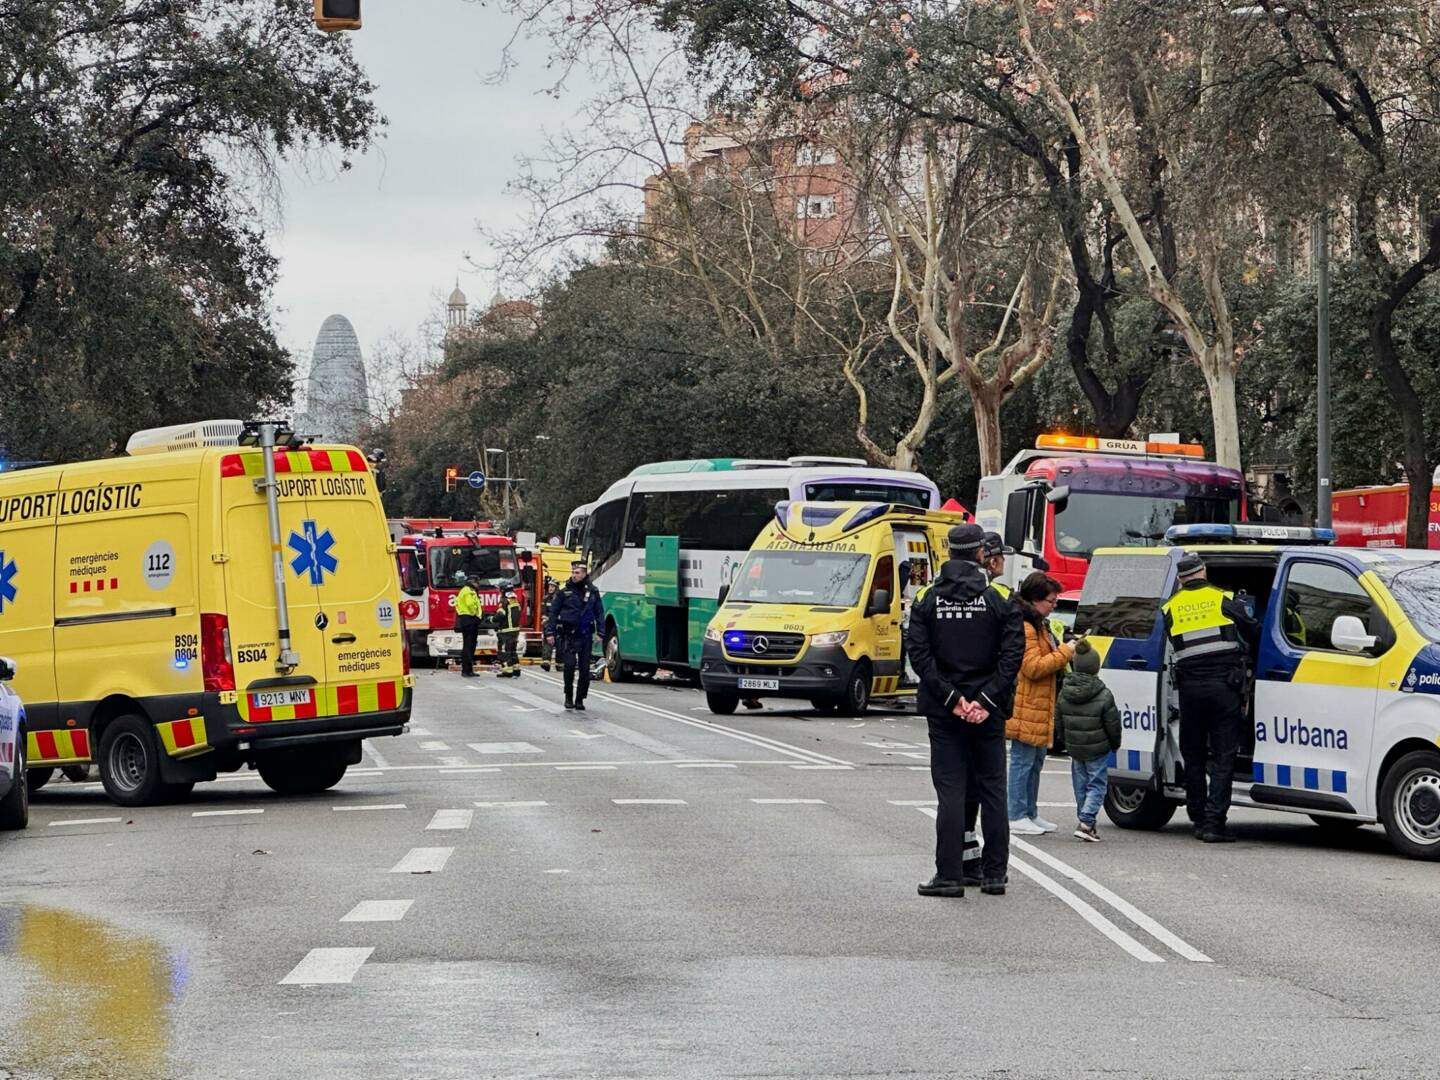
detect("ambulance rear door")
[220,451,328,722]
[305,454,406,705]
[1074,550,1177,786]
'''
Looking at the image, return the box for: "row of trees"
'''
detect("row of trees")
[377,0,1440,541]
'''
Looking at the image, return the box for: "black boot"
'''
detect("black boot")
[917,875,964,898]
[980,876,1009,895]
[564,696,575,710]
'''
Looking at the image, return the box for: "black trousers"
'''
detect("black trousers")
[927,717,1008,881]
[499,631,519,669]
[558,633,593,702]
[1177,670,1244,830]
[456,614,480,676]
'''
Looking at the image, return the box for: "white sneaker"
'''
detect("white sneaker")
[1009,817,1045,836]
[1031,816,1059,833]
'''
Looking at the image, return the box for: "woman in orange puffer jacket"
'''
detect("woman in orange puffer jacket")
[1007,572,1075,836]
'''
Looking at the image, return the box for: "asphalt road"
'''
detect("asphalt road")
[1,666,1437,1079]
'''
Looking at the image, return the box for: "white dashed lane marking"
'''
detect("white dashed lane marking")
[418,741,451,752]
[474,801,548,809]
[751,798,826,805]
[468,742,543,755]
[426,809,473,831]
[280,947,374,985]
[556,765,616,771]
[390,847,453,874]
[333,804,407,812]
[341,900,414,923]
[192,808,263,818]
[612,799,688,805]
[47,817,123,827]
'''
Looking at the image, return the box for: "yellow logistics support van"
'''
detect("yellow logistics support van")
[698,501,964,715]
[1,419,413,806]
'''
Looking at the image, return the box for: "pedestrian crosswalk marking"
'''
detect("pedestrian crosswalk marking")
[390,847,452,873]
[468,742,543,755]
[426,809,473,830]
[280,947,373,985]
[341,900,413,923]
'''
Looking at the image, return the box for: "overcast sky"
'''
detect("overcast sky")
[270,1,586,387]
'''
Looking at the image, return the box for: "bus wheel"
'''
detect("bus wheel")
[0,736,28,830]
[25,767,54,794]
[836,662,871,717]
[99,717,168,807]
[706,692,739,716]
[257,751,348,797]
[604,630,633,683]
[1381,749,1440,859]
[1103,783,1176,830]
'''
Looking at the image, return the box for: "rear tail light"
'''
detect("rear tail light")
[200,612,235,693]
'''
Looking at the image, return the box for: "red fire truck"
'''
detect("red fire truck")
[1332,474,1440,549]
[974,435,1247,593]
[392,520,529,664]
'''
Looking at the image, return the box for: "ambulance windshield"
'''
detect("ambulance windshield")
[1374,560,1440,641]
[1052,492,1239,558]
[729,551,871,607]
[429,544,520,589]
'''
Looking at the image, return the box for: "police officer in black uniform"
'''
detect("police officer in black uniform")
[1161,553,1259,843]
[907,523,1026,897]
[546,560,605,711]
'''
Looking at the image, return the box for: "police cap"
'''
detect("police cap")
[1177,553,1206,580]
[947,523,986,553]
[981,531,1014,558]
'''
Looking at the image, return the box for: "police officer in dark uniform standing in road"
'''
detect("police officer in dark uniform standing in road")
[547,560,605,711]
[908,524,1025,897]
[1161,553,1259,843]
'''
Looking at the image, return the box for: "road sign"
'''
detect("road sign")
[467,470,486,490]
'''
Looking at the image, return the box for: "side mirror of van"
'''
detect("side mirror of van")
[867,589,891,617]
[717,584,730,606]
[1331,614,1377,654]
[0,656,17,681]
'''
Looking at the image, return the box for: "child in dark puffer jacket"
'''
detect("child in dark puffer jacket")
[1055,640,1122,842]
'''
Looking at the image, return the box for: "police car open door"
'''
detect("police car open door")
[1073,551,1177,787]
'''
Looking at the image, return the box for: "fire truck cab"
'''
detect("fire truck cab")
[392,520,524,663]
[974,435,1246,594]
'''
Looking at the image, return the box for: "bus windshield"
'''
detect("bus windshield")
[728,551,872,607]
[1373,560,1440,642]
[429,545,519,589]
[1052,492,1239,558]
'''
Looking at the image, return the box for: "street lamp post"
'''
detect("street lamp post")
[1314,215,1332,528]
[486,447,511,520]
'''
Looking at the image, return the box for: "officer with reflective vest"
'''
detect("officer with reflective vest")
[455,576,482,678]
[1161,553,1259,843]
[496,587,523,678]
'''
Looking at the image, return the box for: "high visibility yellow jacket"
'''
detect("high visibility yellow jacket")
[455,585,480,618]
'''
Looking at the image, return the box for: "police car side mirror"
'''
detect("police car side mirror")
[0,656,17,681]
[1331,615,1377,654]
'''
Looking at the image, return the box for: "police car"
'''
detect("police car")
[0,656,28,830]
[1077,524,1440,859]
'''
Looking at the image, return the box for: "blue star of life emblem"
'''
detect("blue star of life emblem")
[288,520,338,586]
[0,552,15,614]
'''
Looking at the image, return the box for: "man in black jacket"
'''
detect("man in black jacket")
[907,523,1026,898]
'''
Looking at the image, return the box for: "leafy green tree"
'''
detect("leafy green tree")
[0,1,381,461]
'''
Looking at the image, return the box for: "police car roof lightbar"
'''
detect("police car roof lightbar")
[126,419,248,456]
[1035,434,1206,459]
[1165,523,1338,546]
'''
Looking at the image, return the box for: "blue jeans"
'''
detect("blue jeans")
[1071,756,1110,826]
[1007,741,1046,820]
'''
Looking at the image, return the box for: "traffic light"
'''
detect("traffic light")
[314,0,361,32]
[444,466,459,493]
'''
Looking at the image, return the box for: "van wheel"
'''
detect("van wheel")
[1103,783,1177,830]
[1380,749,1440,859]
[26,767,53,794]
[256,751,348,796]
[99,716,168,807]
[604,630,633,683]
[706,692,739,716]
[0,736,29,830]
[836,662,871,717]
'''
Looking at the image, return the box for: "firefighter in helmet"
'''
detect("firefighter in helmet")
[496,586,524,678]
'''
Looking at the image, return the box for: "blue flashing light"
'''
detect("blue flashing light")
[173,657,190,671]
[773,501,793,530]
[842,503,890,532]
[799,504,845,527]
[1165,523,1337,546]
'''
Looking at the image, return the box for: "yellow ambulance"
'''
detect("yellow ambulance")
[699,501,964,715]
[0,419,412,806]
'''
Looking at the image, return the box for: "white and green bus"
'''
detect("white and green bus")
[577,457,940,679]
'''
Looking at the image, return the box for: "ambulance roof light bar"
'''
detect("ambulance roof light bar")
[1165,524,1337,546]
[126,419,248,456]
[1035,434,1206,459]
